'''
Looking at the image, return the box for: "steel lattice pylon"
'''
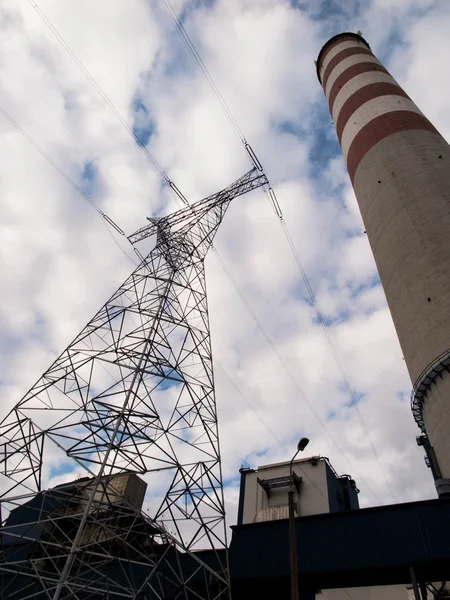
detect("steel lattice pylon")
[0,168,268,599]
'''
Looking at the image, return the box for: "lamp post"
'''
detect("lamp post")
[289,437,309,600]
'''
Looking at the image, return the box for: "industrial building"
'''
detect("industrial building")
[237,456,359,525]
[230,489,450,600]
[2,457,450,599]
[0,473,227,599]
[229,453,449,600]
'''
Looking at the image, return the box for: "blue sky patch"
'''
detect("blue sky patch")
[81,160,98,197]
[349,275,380,298]
[315,308,350,327]
[276,119,307,140]
[308,113,341,174]
[49,462,76,479]
[396,390,409,403]
[343,388,366,409]
[292,0,365,25]
[132,94,155,147]
[158,366,184,391]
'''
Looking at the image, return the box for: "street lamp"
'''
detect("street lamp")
[289,437,309,600]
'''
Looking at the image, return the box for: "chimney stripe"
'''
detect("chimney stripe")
[328,63,390,115]
[341,96,423,159]
[336,84,411,142]
[332,71,402,123]
[322,48,373,91]
[325,54,380,98]
[319,40,367,79]
[346,111,438,183]
[318,35,368,76]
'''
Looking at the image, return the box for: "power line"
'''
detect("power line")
[6,53,155,214]
[0,89,348,503]
[28,0,394,500]
[101,219,139,267]
[158,0,395,500]
[216,360,334,503]
[216,360,289,455]
[158,0,265,174]
[159,0,245,144]
[278,216,396,501]
[0,104,98,217]
[8,55,94,161]
[212,247,383,504]
[27,0,189,205]
[0,103,131,247]
[0,103,278,459]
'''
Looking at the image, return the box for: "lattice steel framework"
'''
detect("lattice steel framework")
[0,168,268,599]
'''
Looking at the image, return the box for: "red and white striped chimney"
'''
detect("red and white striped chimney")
[316,33,450,496]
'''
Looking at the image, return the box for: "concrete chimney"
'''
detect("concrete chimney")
[316,32,450,497]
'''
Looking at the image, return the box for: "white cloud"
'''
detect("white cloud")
[0,0,446,541]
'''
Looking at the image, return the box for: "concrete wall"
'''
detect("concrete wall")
[316,32,450,482]
[316,585,410,600]
[241,458,329,524]
[353,131,450,481]
[352,132,450,385]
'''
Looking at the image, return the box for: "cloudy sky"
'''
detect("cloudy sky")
[1,0,449,528]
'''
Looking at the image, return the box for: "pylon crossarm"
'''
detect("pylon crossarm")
[128,167,268,245]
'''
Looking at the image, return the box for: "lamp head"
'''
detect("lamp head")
[297,437,309,452]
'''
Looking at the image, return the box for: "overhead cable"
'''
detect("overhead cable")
[7,54,155,214]
[159,0,247,144]
[159,0,269,176]
[216,360,336,503]
[1,105,101,219]
[0,103,140,266]
[263,183,395,500]
[212,247,382,504]
[28,0,178,191]
[163,0,396,496]
[29,0,395,501]
[278,216,397,501]
[216,360,289,455]
[102,220,140,266]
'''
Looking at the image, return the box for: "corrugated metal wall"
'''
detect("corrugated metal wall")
[230,498,450,579]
